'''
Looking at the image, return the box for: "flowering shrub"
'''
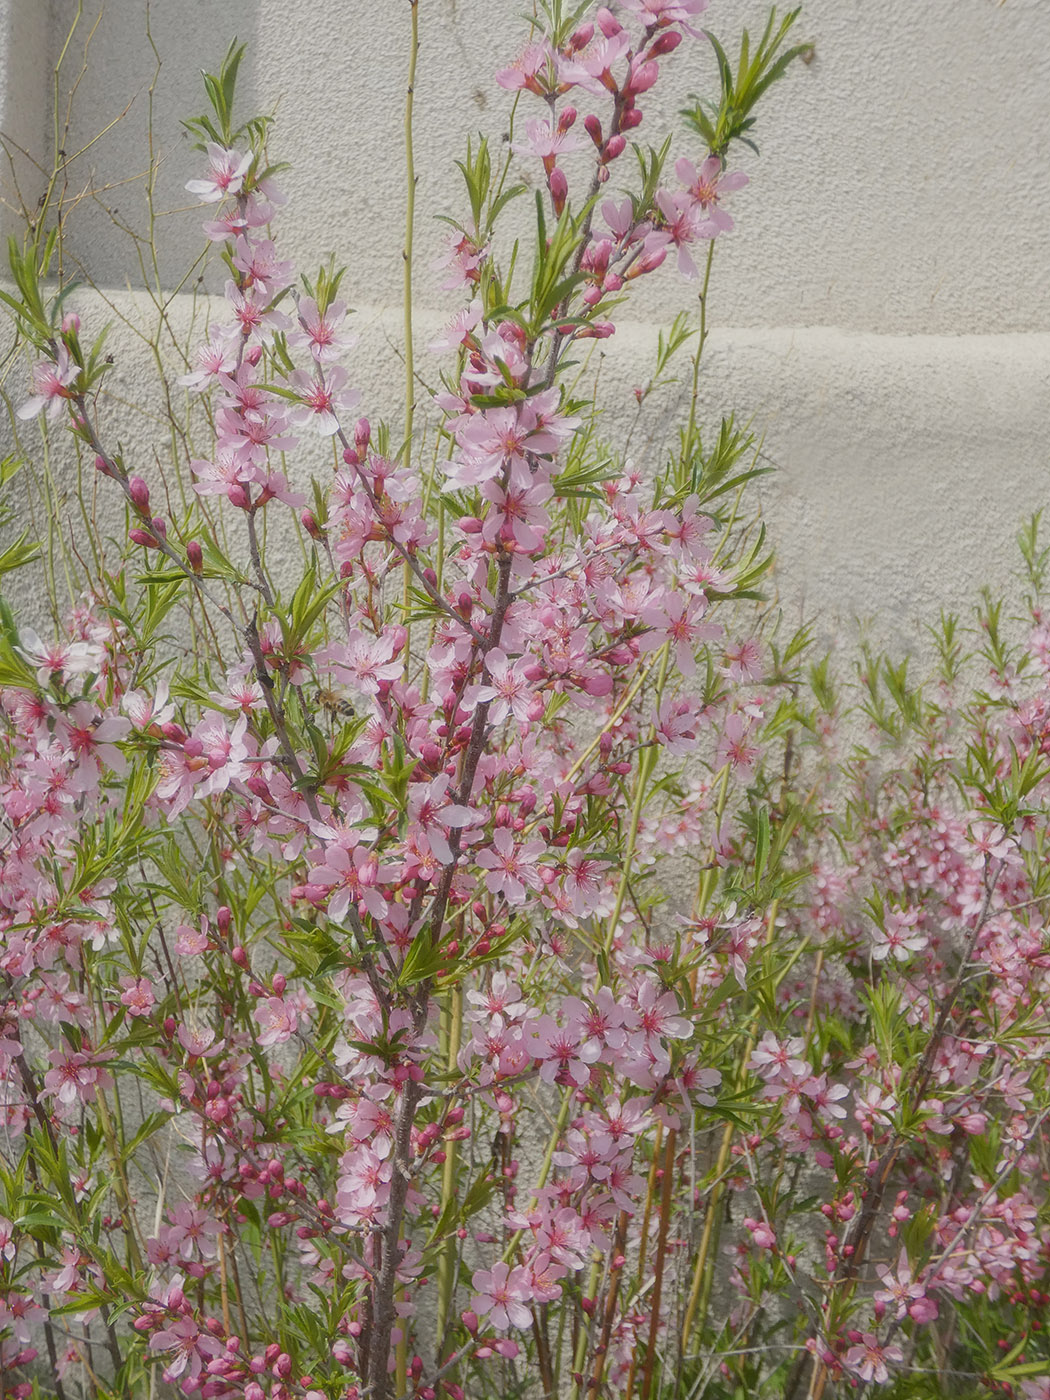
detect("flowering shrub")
[1,4,1049,1400]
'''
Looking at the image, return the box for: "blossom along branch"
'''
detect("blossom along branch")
[5,4,1050,1400]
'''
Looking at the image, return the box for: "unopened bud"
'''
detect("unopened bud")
[548,166,569,215]
[127,476,151,513]
[186,539,204,573]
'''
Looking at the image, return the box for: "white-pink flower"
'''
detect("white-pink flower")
[471,1261,533,1330]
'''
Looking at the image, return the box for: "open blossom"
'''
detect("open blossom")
[843,1334,904,1385]
[17,346,78,422]
[288,365,361,435]
[871,908,928,961]
[471,1261,533,1330]
[476,828,546,905]
[291,296,356,363]
[620,0,709,34]
[185,142,253,202]
[119,976,155,1018]
[676,155,748,231]
[466,649,541,726]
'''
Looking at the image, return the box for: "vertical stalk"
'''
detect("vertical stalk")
[402,0,418,462]
[640,1128,677,1400]
[401,0,420,675]
[435,984,463,1354]
[605,644,671,955]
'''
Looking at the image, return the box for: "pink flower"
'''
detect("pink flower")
[843,1334,903,1385]
[511,118,584,162]
[17,346,78,422]
[471,1261,533,1330]
[620,0,708,35]
[530,1015,602,1087]
[871,909,928,962]
[149,1316,222,1381]
[676,155,748,231]
[291,296,356,363]
[178,332,237,390]
[42,1050,104,1107]
[185,143,253,203]
[743,1216,776,1250]
[467,649,541,726]
[476,828,546,905]
[288,365,361,435]
[119,976,155,1018]
[253,996,298,1046]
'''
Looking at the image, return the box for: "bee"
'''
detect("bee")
[315,687,357,722]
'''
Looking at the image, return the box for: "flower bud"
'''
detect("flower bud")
[301,509,324,540]
[648,31,682,57]
[596,7,622,36]
[129,528,158,548]
[548,166,569,216]
[61,311,81,335]
[584,114,603,147]
[245,344,263,366]
[227,483,251,510]
[127,476,151,513]
[186,539,204,573]
[558,106,577,132]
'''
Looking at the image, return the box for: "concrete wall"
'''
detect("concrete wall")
[2,0,1049,648]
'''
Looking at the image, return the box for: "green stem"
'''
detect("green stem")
[435,984,463,1354]
[605,644,671,955]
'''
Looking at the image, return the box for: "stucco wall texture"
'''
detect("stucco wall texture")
[1,0,1049,647]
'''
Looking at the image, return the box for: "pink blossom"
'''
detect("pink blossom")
[476,828,546,905]
[843,1334,903,1385]
[119,976,155,1018]
[291,296,356,363]
[471,1261,533,1330]
[17,346,79,422]
[675,155,748,232]
[185,143,253,203]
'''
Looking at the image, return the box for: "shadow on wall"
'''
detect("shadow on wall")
[0,0,259,292]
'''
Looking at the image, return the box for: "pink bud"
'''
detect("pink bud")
[596,7,622,36]
[648,31,682,57]
[227,483,251,509]
[458,515,483,534]
[272,973,286,995]
[354,417,371,451]
[94,453,112,476]
[584,114,603,147]
[127,476,150,513]
[461,1310,479,1334]
[186,539,204,573]
[245,344,263,366]
[61,311,81,334]
[620,107,644,131]
[549,166,569,215]
[603,134,627,162]
[558,106,577,132]
[150,516,167,538]
[627,60,659,96]
[129,529,157,548]
[569,22,594,50]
